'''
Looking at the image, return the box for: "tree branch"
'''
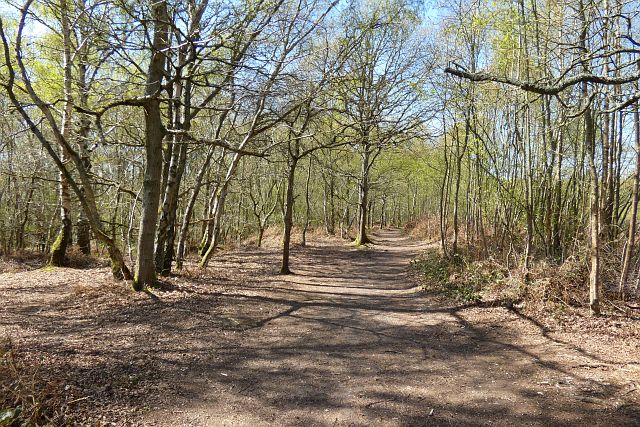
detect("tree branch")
[444,65,640,96]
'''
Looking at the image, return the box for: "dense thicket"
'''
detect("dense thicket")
[1,0,639,312]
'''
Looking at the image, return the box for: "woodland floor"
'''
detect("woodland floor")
[1,229,640,426]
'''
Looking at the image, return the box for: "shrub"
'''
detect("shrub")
[411,248,482,303]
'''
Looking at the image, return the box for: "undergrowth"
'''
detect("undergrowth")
[0,337,70,427]
[411,248,487,303]
[412,246,584,309]
[0,246,107,274]
[407,216,640,314]
[411,245,638,316]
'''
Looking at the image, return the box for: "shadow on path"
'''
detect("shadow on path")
[1,229,638,426]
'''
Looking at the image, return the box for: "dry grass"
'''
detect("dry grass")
[0,246,107,274]
[404,216,441,240]
[0,251,47,273]
[413,241,639,316]
[0,337,71,426]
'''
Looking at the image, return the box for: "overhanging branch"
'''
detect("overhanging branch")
[444,65,640,96]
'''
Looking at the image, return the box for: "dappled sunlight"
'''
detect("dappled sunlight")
[1,230,638,425]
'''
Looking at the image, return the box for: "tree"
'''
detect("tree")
[336,0,428,246]
[198,0,340,269]
[0,0,133,280]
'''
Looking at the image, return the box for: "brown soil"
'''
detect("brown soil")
[1,229,639,426]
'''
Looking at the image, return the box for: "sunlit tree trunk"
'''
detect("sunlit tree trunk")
[49,0,75,267]
[355,141,371,246]
[134,0,170,289]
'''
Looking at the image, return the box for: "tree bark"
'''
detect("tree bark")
[281,157,298,274]
[301,156,312,246]
[134,0,170,289]
[619,97,640,297]
[49,0,75,267]
[355,143,371,246]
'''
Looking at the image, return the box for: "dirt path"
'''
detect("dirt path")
[1,229,639,426]
[142,229,639,426]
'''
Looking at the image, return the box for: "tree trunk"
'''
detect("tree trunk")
[49,1,75,267]
[199,182,219,256]
[301,156,312,246]
[75,1,92,256]
[579,0,600,315]
[552,126,564,259]
[134,0,170,290]
[281,157,298,274]
[452,128,463,256]
[176,148,216,269]
[619,98,640,298]
[199,152,243,268]
[257,226,265,248]
[355,144,371,246]
[440,116,449,256]
[155,136,188,275]
[586,106,601,315]
[49,151,73,267]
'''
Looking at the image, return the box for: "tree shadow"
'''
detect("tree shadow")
[1,230,638,425]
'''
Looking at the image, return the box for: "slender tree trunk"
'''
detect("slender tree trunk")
[355,143,371,246]
[281,157,298,274]
[200,151,244,268]
[452,128,464,256]
[160,147,187,274]
[475,155,489,258]
[199,184,228,267]
[176,147,216,270]
[75,0,92,256]
[586,106,601,315]
[579,0,600,315]
[155,137,188,275]
[619,99,640,297]
[552,126,564,259]
[198,154,225,256]
[301,156,312,246]
[440,114,449,256]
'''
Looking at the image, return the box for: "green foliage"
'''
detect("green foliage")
[0,407,21,426]
[411,248,449,286]
[411,248,485,303]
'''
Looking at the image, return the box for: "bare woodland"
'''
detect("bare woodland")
[1,0,640,425]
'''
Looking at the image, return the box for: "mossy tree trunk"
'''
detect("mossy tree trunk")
[49,162,73,267]
[49,6,74,267]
